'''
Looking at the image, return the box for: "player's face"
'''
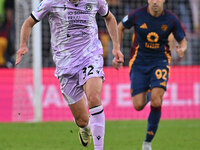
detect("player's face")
[148,0,165,13]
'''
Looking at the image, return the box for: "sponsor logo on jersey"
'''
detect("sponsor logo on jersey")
[147,32,159,42]
[140,23,148,29]
[145,32,160,49]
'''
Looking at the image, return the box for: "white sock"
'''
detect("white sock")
[89,105,105,150]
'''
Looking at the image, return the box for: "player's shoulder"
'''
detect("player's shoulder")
[164,9,180,22]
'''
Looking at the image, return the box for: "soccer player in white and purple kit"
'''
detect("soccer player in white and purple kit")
[15,0,124,149]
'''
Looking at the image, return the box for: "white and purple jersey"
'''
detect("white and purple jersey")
[31,0,109,77]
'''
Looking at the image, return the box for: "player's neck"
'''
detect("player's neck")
[147,7,164,17]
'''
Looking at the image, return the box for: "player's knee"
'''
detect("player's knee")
[132,98,146,111]
[87,94,101,107]
[151,97,162,107]
[75,117,89,128]
[134,105,145,111]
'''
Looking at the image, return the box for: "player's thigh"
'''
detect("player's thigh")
[151,87,165,107]
[83,77,103,108]
[78,55,104,108]
[150,66,169,106]
[132,92,147,110]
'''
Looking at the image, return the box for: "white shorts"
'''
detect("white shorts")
[58,55,105,105]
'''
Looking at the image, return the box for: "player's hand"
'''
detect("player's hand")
[112,50,124,70]
[112,57,121,70]
[176,46,186,58]
[15,46,29,65]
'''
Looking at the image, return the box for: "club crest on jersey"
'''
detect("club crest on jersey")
[85,3,92,11]
[161,24,168,31]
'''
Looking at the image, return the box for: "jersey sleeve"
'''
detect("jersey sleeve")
[172,17,186,42]
[31,0,52,22]
[122,10,136,29]
[97,0,109,17]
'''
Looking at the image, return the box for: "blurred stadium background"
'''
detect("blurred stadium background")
[0,0,200,149]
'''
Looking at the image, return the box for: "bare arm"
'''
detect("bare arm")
[176,37,187,58]
[104,11,124,69]
[118,21,126,45]
[111,21,126,69]
[104,11,120,52]
[15,16,37,65]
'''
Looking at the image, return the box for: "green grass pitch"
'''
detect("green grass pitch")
[0,120,199,150]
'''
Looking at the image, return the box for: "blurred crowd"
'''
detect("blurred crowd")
[0,0,199,68]
[0,0,14,68]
